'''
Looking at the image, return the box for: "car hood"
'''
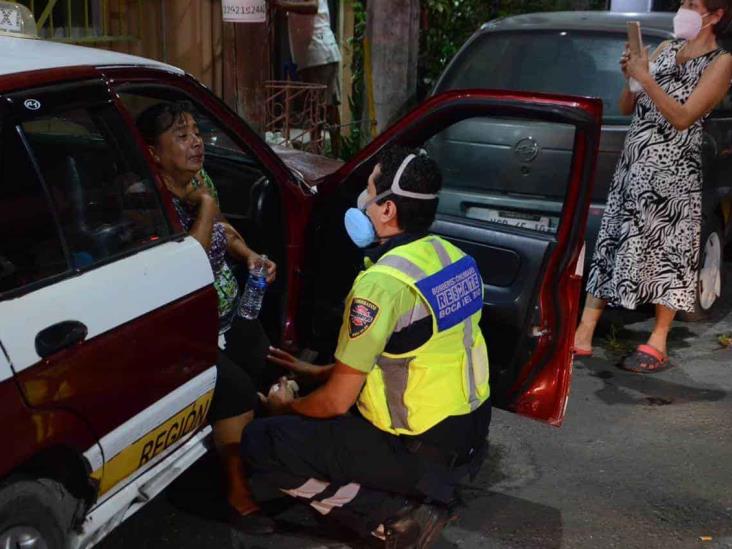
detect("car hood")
[271,145,343,188]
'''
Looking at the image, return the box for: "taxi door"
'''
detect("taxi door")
[307,90,602,426]
[0,80,219,498]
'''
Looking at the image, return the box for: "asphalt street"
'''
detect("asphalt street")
[98,261,732,549]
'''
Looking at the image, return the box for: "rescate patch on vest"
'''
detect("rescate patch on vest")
[348,297,380,338]
[415,255,483,332]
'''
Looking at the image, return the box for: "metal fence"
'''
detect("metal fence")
[265,80,329,155]
[10,0,142,43]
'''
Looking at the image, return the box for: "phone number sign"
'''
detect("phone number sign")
[222,0,266,23]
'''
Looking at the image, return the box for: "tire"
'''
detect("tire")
[0,479,79,549]
[678,217,724,322]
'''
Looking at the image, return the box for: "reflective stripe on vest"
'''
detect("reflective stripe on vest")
[375,237,482,430]
[375,355,413,431]
[431,238,481,411]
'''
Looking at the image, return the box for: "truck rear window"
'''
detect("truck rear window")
[436,30,664,124]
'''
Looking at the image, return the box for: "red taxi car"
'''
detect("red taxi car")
[0,3,600,547]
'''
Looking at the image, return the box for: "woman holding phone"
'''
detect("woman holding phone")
[574,0,732,372]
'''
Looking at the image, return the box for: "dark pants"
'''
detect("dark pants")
[241,401,491,537]
[209,353,256,421]
[222,316,274,391]
[209,316,275,421]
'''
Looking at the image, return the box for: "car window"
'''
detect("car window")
[426,114,577,234]
[0,126,69,294]
[20,106,170,270]
[436,30,664,124]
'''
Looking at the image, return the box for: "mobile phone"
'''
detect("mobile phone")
[627,21,643,56]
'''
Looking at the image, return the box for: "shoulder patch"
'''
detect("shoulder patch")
[348,297,380,339]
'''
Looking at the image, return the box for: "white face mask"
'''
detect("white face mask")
[673,7,710,40]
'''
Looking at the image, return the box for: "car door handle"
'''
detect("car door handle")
[35,320,88,359]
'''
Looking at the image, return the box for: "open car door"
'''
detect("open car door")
[300,89,601,426]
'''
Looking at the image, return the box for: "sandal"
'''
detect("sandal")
[572,347,593,358]
[618,344,671,374]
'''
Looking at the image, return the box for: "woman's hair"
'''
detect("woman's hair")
[135,101,196,145]
[373,146,442,233]
[704,0,732,36]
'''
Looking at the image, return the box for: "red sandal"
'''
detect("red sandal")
[572,347,593,358]
[619,344,671,373]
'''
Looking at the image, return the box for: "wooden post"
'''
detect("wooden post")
[220,12,270,133]
[339,0,355,138]
[366,0,419,134]
[222,16,238,111]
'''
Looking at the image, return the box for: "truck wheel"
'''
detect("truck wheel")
[0,479,79,549]
[679,218,724,322]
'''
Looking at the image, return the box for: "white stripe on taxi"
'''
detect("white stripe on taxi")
[0,237,213,380]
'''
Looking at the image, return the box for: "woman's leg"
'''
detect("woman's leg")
[211,354,274,533]
[647,304,676,355]
[574,294,607,351]
[213,410,258,515]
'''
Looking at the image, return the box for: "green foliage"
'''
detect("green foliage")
[340,0,368,161]
[418,0,607,93]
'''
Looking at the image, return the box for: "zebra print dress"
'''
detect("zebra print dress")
[586,40,727,312]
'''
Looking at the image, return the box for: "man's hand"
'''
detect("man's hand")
[260,376,295,415]
[267,347,332,379]
[247,252,277,284]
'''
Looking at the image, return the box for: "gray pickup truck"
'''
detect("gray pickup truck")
[430,11,732,319]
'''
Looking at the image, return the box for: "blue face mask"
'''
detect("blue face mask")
[344,189,381,248]
[343,153,439,248]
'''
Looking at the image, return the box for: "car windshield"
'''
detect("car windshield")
[436,30,665,124]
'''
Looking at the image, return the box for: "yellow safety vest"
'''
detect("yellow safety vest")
[356,236,490,436]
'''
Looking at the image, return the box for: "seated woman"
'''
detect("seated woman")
[136,101,276,534]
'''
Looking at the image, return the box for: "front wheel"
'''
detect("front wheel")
[0,479,79,549]
[678,218,724,322]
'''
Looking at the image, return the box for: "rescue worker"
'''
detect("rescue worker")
[241,147,491,547]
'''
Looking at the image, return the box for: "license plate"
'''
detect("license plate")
[468,207,554,233]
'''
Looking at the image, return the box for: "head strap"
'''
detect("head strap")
[390,154,438,200]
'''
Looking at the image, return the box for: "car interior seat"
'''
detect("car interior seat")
[63,155,126,265]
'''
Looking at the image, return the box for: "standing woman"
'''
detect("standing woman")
[574,0,732,372]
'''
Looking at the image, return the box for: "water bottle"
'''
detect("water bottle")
[238,254,268,320]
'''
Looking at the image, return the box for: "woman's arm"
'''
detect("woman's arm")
[165,176,219,251]
[187,192,218,250]
[221,221,253,263]
[221,221,277,283]
[619,84,637,116]
[619,40,671,116]
[630,49,732,131]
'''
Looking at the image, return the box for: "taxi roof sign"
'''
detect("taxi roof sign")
[0,2,38,39]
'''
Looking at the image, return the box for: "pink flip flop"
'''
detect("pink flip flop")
[572,347,593,358]
[619,344,670,373]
